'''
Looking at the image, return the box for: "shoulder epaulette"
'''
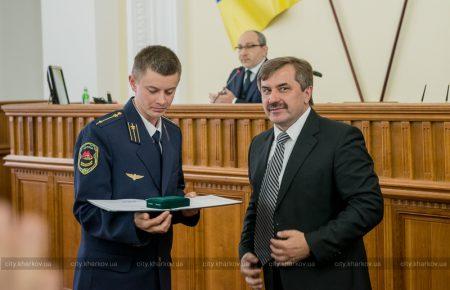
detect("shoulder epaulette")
[162,116,179,128]
[95,110,124,127]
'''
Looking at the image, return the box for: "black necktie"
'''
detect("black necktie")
[242,70,252,94]
[152,130,162,156]
[152,130,162,190]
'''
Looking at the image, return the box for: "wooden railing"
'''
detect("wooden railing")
[2,102,450,290]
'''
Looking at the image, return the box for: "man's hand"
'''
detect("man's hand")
[209,88,236,103]
[270,230,310,266]
[181,191,200,217]
[240,252,263,289]
[134,211,172,234]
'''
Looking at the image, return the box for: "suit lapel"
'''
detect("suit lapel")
[161,121,175,196]
[253,130,274,196]
[230,67,244,97]
[246,80,259,102]
[123,99,162,191]
[276,110,320,209]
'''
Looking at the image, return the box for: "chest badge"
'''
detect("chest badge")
[126,173,144,181]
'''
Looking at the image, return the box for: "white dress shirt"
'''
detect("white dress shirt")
[136,109,163,152]
[268,106,311,184]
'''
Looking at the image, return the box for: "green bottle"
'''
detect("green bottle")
[82,87,90,104]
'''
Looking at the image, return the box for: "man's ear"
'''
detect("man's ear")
[304,86,313,104]
[129,75,137,93]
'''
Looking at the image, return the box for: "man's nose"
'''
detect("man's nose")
[156,92,167,104]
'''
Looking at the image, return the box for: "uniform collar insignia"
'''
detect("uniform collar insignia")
[127,122,141,144]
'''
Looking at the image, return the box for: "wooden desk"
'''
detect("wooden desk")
[0,100,45,201]
[2,103,450,290]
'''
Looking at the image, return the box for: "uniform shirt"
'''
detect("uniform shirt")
[269,106,311,184]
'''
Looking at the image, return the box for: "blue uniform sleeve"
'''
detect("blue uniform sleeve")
[73,124,149,246]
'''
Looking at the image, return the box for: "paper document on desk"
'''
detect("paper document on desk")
[88,195,241,212]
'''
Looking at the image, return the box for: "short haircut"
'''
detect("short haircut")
[132,45,181,80]
[249,30,267,46]
[257,57,314,105]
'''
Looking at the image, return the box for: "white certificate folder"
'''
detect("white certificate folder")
[88,195,241,212]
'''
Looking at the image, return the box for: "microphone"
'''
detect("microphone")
[211,69,242,103]
[313,71,322,78]
[220,68,242,94]
[421,84,427,102]
[445,85,449,102]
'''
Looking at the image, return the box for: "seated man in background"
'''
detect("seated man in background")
[210,30,268,103]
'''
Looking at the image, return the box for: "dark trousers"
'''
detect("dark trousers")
[263,263,283,290]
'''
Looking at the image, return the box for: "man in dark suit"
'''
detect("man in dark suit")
[209,30,267,103]
[239,57,383,290]
[73,45,200,290]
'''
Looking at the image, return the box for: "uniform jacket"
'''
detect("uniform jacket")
[239,109,383,290]
[73,98,199,290]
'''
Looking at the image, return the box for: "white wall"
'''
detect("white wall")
[41,0,128,103]
[181,0,450,103]
[41,0,98,102]
[1,0,448,104]
[0,0,43,101]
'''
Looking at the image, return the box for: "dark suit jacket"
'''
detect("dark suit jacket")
[226,66,262,103]
[73,98,199,290]
[239,109,383,290]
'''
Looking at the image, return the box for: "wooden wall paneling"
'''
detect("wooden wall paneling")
[25,116,34,156]
[54,172,79,289]
[46,117,53,157]
[37,116,44,157]
[382,198,395,290]
[370,121,383,176]
[0,113,11,200]
[56,117,64,158]
[421,122,434,180]
[8,116,15,155]
[381,121,392,177]
[172,180,200,290]
[401,122,413,179]
[431,122,445,182]
[364,222,384,290]
[191,182,250,290]
[198,118,208,167]
[65,117,74,159]
[445,122,450,182]
[182,118,195,166]
[391,200,450,290]
[2,103,450,290]
[75,117,85,141]
[223,119,237,168]
[11,169,57,256]
[361,120,372,153]
[237,119,251,169]
[17,116,24,155]
[209,119,222,167]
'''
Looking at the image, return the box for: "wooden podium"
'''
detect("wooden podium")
[2,102,450,290]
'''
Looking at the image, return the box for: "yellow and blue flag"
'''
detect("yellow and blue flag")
[217,0,300,47]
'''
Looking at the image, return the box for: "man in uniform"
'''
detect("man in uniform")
[73,45,199,290]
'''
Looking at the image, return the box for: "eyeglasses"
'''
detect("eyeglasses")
[235,44,263,51]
